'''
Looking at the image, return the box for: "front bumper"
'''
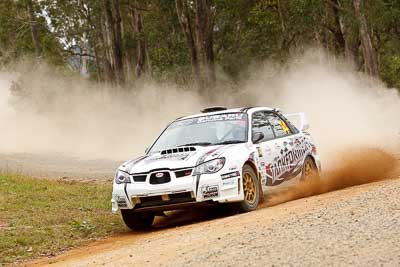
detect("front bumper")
[111,170,243,213]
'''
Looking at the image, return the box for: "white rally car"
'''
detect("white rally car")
[112,107,321,230]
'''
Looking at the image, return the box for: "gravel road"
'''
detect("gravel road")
[32,171,400,267]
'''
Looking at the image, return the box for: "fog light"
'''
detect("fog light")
[161,194,170,201]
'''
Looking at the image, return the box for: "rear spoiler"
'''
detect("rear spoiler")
[284,112,309,132]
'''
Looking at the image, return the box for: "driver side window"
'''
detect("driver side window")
[252,111,275,142]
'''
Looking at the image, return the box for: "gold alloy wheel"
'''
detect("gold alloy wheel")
[304,160,313,176]
[243,172,256,204]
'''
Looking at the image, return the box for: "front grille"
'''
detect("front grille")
[132,175,146,182]
[175,169,193,178]
[149,171,171,184]
[139,192,194,207]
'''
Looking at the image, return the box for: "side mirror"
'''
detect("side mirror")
[252,132,264,144]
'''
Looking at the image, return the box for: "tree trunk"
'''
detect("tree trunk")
[277,0,288,53]
[175,0,201,87]
[103,0,124,85]
[81,0,101,82]
[344,33,360,70]
[327,0,360,69]
[194,0,216,89]
[130,4,147,78]
[112,0,124,84]
[99,12,115,83]
[353,0,378,77]
[26,0,41,57]
[329,0,346,53]
[176,0,216,92]
[80,32,89,77]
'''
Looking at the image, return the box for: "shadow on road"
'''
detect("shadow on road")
[152,205,236,230]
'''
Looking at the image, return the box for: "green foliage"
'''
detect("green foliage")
[0,0,63,66]
[141,0,190,81]
[366,0,400,89]
[0,0,399,89]
[381,46,400,89]
[0,0,32,63]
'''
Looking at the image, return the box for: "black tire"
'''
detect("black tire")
[235,164,260,213]
[121,210,155,231]
[301,156,319,181]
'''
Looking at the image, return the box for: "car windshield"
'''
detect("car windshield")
[149,113,248,153]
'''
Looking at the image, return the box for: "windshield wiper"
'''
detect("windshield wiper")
[213,140,246,145]
[178,142,212,147]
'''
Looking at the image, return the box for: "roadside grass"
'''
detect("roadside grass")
[0,173,126,264]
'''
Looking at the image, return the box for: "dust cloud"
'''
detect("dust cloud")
[0,61,203,160]
[262,148,398,208]
[0,50,399,168]
[234,50,400,169]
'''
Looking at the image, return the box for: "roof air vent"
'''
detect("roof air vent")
[201,107,227,113]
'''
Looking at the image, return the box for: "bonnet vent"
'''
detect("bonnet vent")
[161,146,196,155]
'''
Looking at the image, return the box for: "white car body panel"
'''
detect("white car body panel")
[111,107,321,213]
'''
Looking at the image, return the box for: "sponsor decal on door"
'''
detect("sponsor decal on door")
[265,137,312,182]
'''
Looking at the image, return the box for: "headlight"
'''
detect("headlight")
[115,170,131,184]
[193,158,225,175]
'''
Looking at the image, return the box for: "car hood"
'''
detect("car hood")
[119,144,240,174]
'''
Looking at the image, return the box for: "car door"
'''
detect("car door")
[251,111,276,187]
[265,112,298,184]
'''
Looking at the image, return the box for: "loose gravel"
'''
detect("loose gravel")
[34,175,400,267]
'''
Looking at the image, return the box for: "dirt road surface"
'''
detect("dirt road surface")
[2,150,398,266]
[30,172,400,266]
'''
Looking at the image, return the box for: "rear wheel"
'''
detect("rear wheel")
[235,164,260,213]
[121,210,155,231]
[302,156,319,181]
